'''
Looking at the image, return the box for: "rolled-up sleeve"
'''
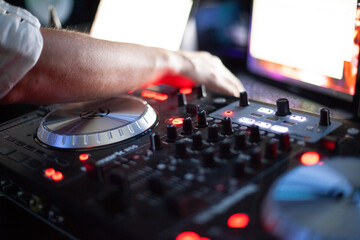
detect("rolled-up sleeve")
[0,1,43,99]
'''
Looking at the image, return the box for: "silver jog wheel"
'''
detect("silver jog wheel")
[262,158,360,240]
[36,95,157,149]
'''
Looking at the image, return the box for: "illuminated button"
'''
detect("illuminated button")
[290,115,307,122]
[227,213,249,228]
[300,152,320,166]
[52,171,63,181]
[44,168,55,177]
[258,107,274,114]
[270,125,289,133]
[172,118,184,125]
[224,110,233,116]
[176,231,200,240]
[179,87,192,95]
[79,153,89,161]
[153,93,168,101]
[255,121,272,129]
[238,117,256,125]
[141,90,156,98]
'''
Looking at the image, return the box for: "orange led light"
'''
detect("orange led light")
[179,87,193,95]
[79,153,89,161]
[227,213,249,229]
[52,171,63,181]
[44,168,55,178]
[172,118,184,125]
[176,231,200,240]
[224,110,233,116]
[154,93,168,101]
[141,90,156,98]
[301,152,320,166]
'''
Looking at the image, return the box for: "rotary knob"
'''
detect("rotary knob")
[234,132,248,150]
[198,85,207,98]
[197,110,208,128]
[207,124,220,142]
[239,91,249,107]
[191,131,203,150]
[166,124,177,142]
[149,132,162,151]
[249,125,261,143]
[275,98,291,116]
[177,93,187,107]
[182,117,193,135]
[222,117,234,135]
[319,108,331,126]
[175,139,187,158]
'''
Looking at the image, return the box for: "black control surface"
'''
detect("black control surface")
[0,85,359,240]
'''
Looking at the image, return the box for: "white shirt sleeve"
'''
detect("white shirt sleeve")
[0,1,43,99]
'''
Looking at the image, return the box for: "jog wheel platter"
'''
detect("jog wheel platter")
[36,95,157,148]
[262,158,360,240]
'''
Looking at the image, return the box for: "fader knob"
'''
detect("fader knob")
[249,146,262,169]
[175,139,187,158]
[197,110,208,128]
[239,91,249,107]
[166,124,177,142]
[319,108,331,126]
[234,132,247,150]
[186,104,199,115]
[219,139,232,158]
[198,85,207,98]
[149,132,162,151]
[207,124,219,142]
[249,125,261,143]
[275,98,291,116]
[233,156,246,179]
[202,147,215,167]
[182,117,193,135]
[222,117,234,135]
[191,131,203,150]
[278,133,291,152]
[265,139,278,161]
[177,93,187,107]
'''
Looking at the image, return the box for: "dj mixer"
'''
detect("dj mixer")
[0,85,359,240]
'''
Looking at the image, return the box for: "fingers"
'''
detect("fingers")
[178,50,246,97]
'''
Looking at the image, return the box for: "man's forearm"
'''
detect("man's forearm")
[1,28,176,104]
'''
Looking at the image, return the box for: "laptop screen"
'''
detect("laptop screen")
[90,0,193,51]
[247,0,360,102]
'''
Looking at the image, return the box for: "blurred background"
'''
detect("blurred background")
[7,0,252,71]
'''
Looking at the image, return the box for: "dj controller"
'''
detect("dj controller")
[0,85,360,240]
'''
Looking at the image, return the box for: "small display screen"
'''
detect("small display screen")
[247,0,360,101]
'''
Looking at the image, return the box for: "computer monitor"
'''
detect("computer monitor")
[247,0,360,106]
[90,0,194,51]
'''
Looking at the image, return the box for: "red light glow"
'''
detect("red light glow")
[172,118,184,125]
[176,232,200,240]
[52,171,63,181]
[227,213,249,229]
[224,110,233,116]
[154,93,168,101]
[141,90,168,101]
[79,154,89,161]
[300,152,320,166]
[44,168,55,178]
[141,90,156,98]
[179,87,193,95]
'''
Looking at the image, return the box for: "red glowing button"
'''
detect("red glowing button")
[300,152,320,166]
[79,153,89,161]
[154,93,168,101]
[179,87,193,95]
[52,171,63,181]
[141,90,156,98]
[172,118,184,125]
[176,232,200,240]
[44,168,55,178]
[227,213,249,229]
[224,110,233,116]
